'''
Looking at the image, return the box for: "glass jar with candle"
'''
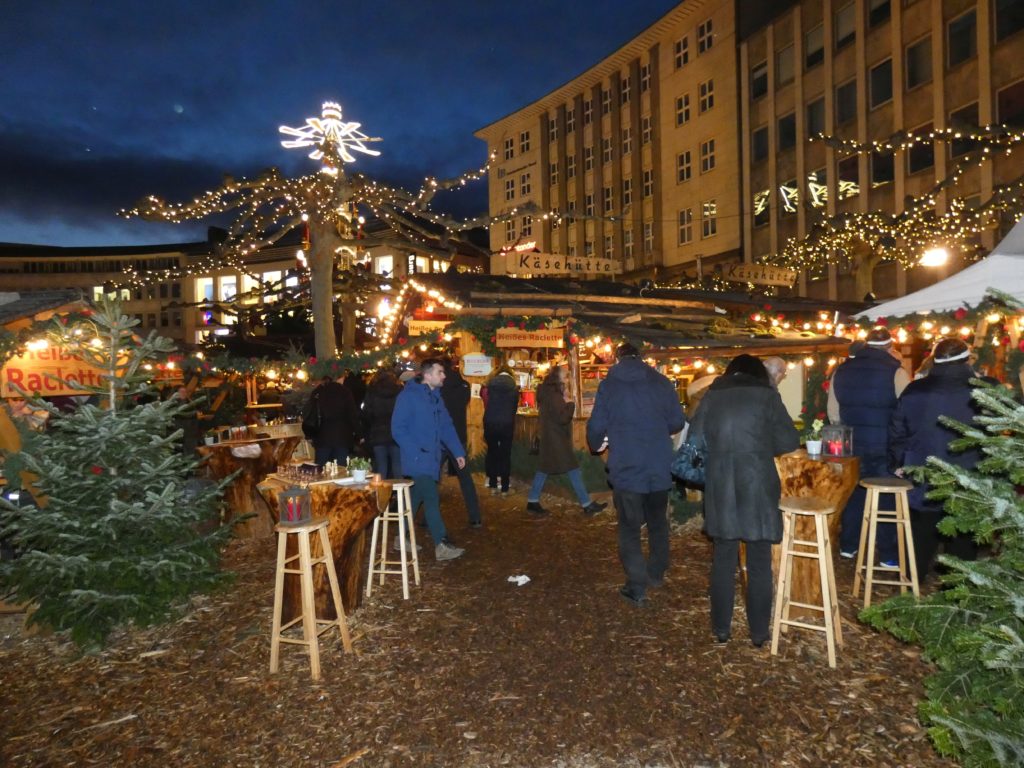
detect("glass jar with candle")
[820,424,853,457]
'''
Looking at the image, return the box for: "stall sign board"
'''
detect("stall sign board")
[720,262,798,287]
[408,319,452,335]
[496,328,565,349]
[461,353,493,377]
[2,347,107,397]
[502,252,622,276]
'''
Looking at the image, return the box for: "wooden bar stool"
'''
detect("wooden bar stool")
[365,480,420,600]
[852,477,919,608]
[771,496,843,668]
[270,518,352,681]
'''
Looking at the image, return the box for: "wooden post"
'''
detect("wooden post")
[568,345,582,415]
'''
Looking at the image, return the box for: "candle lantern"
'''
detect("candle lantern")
[821,424,853,457]
[278,488,312,526]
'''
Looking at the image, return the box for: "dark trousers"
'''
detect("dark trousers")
[839,453,897,560]
[445,450,482,526]
[614,489,670,598]
[315,442,350,466]
[710,538,772,642]
[911,507,979,579]
[372,442,402,479]
[484,424,514,491]
[409,474,445,545]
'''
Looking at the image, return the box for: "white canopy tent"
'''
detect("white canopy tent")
[857,216,1024,320]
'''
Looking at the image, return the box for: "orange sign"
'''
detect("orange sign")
[1,347,106,397]
[495,328,564,349]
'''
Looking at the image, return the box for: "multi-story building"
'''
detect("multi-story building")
[476,0,741,280]
[740,0,1024,300]
[478,0,1024,301]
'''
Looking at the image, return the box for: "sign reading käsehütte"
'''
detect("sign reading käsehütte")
[502,252,622,276]
[719,262,798,287]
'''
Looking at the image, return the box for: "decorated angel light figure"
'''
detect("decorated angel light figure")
[279,101,381,170]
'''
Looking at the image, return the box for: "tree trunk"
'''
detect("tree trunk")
[309,220,339,358]
[340,301,356,354]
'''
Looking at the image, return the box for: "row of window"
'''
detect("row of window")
[751,3,1021,101]
[753,78,1024,163]
[19,257,180,274]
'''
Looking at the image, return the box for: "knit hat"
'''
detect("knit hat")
[933,338,971,364]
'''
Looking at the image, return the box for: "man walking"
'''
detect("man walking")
[392,358,467,561]
[587,343,686,606]
[440,358,483,528]
[829,327,910,564]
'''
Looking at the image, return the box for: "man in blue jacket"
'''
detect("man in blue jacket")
[587,343,686,606]
[829,327,910,564]
[392,358,467,561]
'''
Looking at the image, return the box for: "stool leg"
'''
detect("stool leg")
[379,509,391,587]
[770,512,794,656]
[815,517,837,668]
[318,527,353,653]
[396,508,410,601]
[365,516,381,598]
[821,522,843,647]
[852,490,873,598]
[297,531,321,681]
[862,489,881,608]
[269,530,288,674]
[403,487,420,586]
[781,514,797,635]
[898,490,920,597]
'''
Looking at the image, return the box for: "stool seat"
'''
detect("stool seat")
[270,517,352,681]
[366,480,420,600]
[852,478,919,607]
[771,496,842,668]
[860,477,913,492]
[779,496,835,516]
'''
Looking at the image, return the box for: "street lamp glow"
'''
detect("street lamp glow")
[920,247,949,267]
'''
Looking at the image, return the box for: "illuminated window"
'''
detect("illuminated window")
[779,178,798,215]
[701,200,718,238]
[753,189,770,227]
[808,168,828,206]
[838,155,860,198]
[374,255,394,276]
[196,277,214,301]
[219,276,237,301]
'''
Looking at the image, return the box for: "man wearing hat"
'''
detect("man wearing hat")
[828,327,911,563]
[887,338,981,577]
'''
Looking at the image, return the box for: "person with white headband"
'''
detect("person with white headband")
[828,327,911,564]
[887,337,982,578]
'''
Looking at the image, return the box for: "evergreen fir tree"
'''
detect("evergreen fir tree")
[861,344,1024,766]
[0,297,232,649]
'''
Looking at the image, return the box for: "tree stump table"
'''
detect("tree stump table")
[771,450,859,618]
[259,477,390,618]
[198,436,301,538]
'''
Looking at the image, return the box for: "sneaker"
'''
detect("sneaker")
[839,549,857,559]
[500,488,510,496]
[489,487,500,496]
[880,558,900,568]
[435,541,465,561]
[469,519,483,529]
[619,585,648,607]
[582,500,608,517]
[526,501,549,517]
[714,634,730,644]
[392,535,422,552]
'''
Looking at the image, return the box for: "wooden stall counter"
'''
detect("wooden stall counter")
[198,435,301,538]
[514,412,590,453]
[772,449,859,616]
[259,478,390,618]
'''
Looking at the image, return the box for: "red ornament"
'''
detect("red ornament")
[398,337,407,345]
[489,335,496,342]
[816,411,827,419]
[309,356,317,364]
[954,308,967,321]
[1002,335,1011,346]
[519,322,525,330]
[822,380,830,391]
[763,303,772,311]
[1018,339,1024,353]
[876,317,888,326]
[507,321,516,328]
[90,465,103,475]
[81,309,93,317]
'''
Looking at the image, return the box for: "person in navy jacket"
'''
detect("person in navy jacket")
[887,338,982,578]
[829,327,910,563]
[587,343,686,606]
[391,358,467,561]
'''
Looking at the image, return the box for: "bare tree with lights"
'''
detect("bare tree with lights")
[123,101,505,357]
[766,126,1024,299]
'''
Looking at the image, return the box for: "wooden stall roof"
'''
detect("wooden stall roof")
[0,290,89,331]
[410,274,860,356]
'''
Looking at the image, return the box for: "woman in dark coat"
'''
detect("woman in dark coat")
[888,338,982,578]
[687,354,799,645]
[362,370,403,478]
[481,367,520,494]
[306,375,361,466]
[525,366,605,517]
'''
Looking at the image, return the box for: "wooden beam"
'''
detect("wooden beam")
[467,292,714,310]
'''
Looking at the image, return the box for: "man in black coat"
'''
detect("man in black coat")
[306,375,360,466]
[440,358,482,528]
[888,338,982,578]
[587,343,686,606]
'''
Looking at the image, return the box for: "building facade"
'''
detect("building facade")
[740,0,1024,300]
[475,0,741,280]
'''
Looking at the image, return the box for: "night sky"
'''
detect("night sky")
[0,0,677,248]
